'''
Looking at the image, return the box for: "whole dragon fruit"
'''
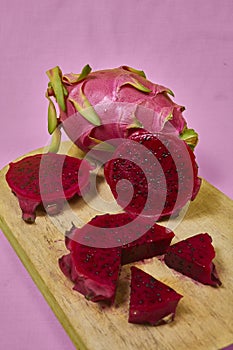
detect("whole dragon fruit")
[6,153,92,223]
[45,65,198,154]
[128,266,183,325]
[104,131,201,219]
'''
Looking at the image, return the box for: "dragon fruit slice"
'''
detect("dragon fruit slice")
[61,212,174,264]
[59,241,121,305]
[5,153,92,223]
[104,131,201,219]
[164,233,222,286]
[46,65,198,155]
[129,266,183,325]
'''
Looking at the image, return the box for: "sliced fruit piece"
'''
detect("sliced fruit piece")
[164,233,222,286]
[129,266,183,325]
[104,131,201,219]
[63,212,174,264]
[59,242,121,305]
[5,153,92,223]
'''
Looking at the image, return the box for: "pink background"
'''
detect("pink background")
[0,0,232,349]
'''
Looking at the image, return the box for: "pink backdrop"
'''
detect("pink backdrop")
[0,0,232,349]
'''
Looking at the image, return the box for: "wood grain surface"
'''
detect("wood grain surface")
[0,143,232,350]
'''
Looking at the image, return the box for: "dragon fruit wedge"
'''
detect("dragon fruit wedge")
[61,212,175,264]
[5,153,92,223]
[45,64,198,156]
[59,241,122,305]
[128,266,183,325]
[104,131,201,220]
[164,233,222,286]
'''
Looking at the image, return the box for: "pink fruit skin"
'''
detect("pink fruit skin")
[164,233,222,286]
[62,213,174,264]
[59,242,121,305]
[57,66,187,153]
[104,131,201,220]
[129,266,183,325]
[5,153,92,223]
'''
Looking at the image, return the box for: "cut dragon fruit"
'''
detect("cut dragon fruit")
[164,233,222,286]
[128,266,183,325]
[5,153,92,223]
[61,212,174,264]
[45,64,201,220]
[104,131,201,220]
[59,241,122,305]
[46,65,199,156]
[121,221,174,265]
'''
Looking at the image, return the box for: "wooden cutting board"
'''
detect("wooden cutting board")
[0,143,232,350]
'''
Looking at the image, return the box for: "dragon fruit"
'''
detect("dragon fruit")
[5,153,92,223]
[120,219,175,265]
[61,212,174,264]
[104,131,201,219]
[45,65,198,155]
[59,241,121,305]
[128,266,183,325]
[164,233,222,286]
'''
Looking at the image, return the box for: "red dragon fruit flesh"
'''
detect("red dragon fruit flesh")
[128,266,183,325]
[62,212,175,265]
[5,153,92,223]
[104,131,201,220]
[59,241,122,305]
[164,233,222,286]
[45,64,198,157]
